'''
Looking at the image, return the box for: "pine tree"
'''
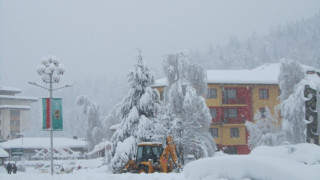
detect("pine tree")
[110,51,159,171]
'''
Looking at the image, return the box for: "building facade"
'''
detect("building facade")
[0,86,37,140]
[153,63,320,154]
[206,83,280,154]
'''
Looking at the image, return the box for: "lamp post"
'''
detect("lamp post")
[28,55,70,175]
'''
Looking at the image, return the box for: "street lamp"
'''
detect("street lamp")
[28,55,70,175]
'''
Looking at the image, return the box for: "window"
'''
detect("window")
[226,89,237,99]
[137,146,143,162]
[207,88,217,99]
[223,108,238,122]
[259,107,266,118]
[278,89,281,96]
[10,120,20,126]
[224,108,237,118]
[210,128,219,138]
[224,146,237,154]
[223,89,237,104]
[10,109,20,120]
[160,91,164,101]
[230,127,239,138]
[210,108,217,119]
[259,89,269,99]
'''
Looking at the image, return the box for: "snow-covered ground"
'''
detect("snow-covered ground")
[1,143,319,180]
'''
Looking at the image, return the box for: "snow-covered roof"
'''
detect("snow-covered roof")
[153,63,320,86]
[0,148,9,158]
[207,63,280,84]
[0,137,87,149]
[0,105,31,110]
[152,78,168,87]
[0,86,21,94]
[0,95,38,101]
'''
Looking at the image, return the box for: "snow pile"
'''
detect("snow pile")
[184,155,318,180]
[251,143,320,165]
[183,143,320,180]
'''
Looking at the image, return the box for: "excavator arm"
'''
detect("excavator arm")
[159,135,181,172]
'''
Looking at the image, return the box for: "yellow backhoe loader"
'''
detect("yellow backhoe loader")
[118,135,181,173]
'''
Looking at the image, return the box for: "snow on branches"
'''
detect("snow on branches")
[156,51,216,163]
[245,107,284,150]
[76,95,103,151]
[110,52,159,170]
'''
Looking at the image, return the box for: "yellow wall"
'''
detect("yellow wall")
[211,124,246,145]
[252,84,281,124]
[206,84,222,106]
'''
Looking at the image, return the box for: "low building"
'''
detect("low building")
[0,137,87,160]
[0,86,37,140]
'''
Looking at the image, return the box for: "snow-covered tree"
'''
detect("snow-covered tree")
[281,80,311,144]
[155,51,216,164]
[278,59,305,102]
[245,107,284,149]
[110,52,159,170]
[103,106,122,140]
[76,95,104,151]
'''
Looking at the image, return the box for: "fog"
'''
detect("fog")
[1,0,320,91]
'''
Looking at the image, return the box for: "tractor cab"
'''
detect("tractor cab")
[136,142,163,164]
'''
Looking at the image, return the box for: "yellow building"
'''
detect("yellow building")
[153,63,319,154]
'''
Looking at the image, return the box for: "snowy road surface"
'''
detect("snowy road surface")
[0,171,184,180]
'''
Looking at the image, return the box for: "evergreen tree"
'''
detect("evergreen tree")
[110,51,159,171]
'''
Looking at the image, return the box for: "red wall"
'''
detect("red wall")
[210,87,252,123]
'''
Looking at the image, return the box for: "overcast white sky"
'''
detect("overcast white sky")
[1,0,320,92]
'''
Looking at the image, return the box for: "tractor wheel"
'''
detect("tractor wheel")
[138,165,149,174]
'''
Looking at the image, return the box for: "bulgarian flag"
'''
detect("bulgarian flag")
[42,98,63,130]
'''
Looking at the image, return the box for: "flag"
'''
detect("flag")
[42,98,63,130]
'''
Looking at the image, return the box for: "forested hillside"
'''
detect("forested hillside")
[192,13,320,69]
